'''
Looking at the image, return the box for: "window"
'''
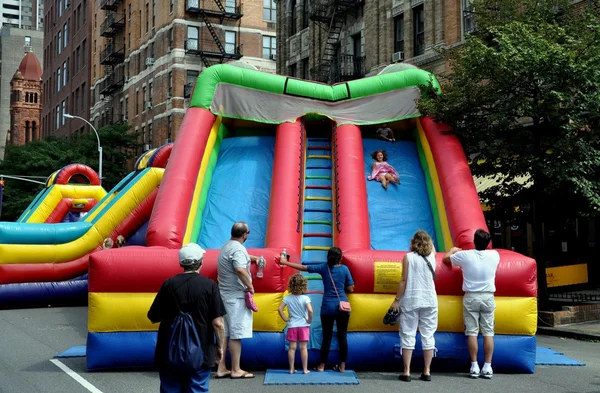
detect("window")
[290,64,297,77]
[57,67,62,92]
[128,3,132,22]
[94,39,96,53]
[63,61,67,86]
[93,64,96,79]
[302,58,309,79]
[58,0,62,16]
[462,0,475,37]
[83,0,87,24]
[56,106,60,130]
[62,100,66,125]
[303,0,309,28]
[57,31,62,54]
[168,71,173,96]
[142,85,147,110]
[135,88,139,115]
[63,22,68,47]
[262,36,276,59]
[394,14,404,53]
[139,10,142,35]
[65,0,69,10]
[76,4,81,30]
[145,3,149,32]
[152,0,155,27]
[291,0,297,35]
[225,31,236,54]
[185,70,198,97]
[149,82,153,104]
[82,83,86,109]
[352,33,361,56]
[263,0,275,20]
[128,33,131,50]
[170,0,174,13]
[167,115,172,142]
[224,0,235,13]
[125,96,129,119]
[75,87,80,112]
[169,28,174,47]
[82,40,87,66]
[76,45,80,70]
[141,126,146,144]
[25,36,31,46]
[413,5,424,56]
[148,122,153,147]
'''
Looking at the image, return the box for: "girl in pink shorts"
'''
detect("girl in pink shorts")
[278,273,314,374]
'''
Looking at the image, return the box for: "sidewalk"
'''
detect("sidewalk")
[538,320,600,341]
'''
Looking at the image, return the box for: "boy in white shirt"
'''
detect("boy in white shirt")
[443,229,500,379]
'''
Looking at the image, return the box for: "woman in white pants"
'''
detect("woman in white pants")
[390,230,438,382]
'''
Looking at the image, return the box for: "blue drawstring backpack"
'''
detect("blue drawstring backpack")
[167,277,204,373]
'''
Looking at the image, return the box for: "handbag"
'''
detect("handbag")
[328,267,351,312]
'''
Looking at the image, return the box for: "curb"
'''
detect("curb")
[538,326,600,341]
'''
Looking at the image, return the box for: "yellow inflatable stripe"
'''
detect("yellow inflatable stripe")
[89,291,287,333]
[83,194,115,222]
[183,117,222,245]
[88,292,536,336]
[137,149,157,170]
[347,294,537,335]
[0,168,163,264]
[305,196,332,201]
[417,122,454,249]
[27,185,107,223]
[303,246,330,251]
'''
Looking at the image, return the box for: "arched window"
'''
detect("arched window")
[25,120,31,142]
[25,92,29,103]
[34,93,38,103]
[32,121,38,140]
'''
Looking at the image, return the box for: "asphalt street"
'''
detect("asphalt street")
[0,306,599,393]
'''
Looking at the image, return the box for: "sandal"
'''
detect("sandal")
[332,364,345,373]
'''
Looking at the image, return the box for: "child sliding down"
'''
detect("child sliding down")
[278,273,314,374]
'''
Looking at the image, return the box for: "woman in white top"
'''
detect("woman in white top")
[390,229,438,382]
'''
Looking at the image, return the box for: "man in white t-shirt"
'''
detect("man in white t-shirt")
[376,124,395,142]
[443,229,500,379]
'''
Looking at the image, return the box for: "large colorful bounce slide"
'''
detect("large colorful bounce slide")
[0,145,172,307]
[87,63,538,373]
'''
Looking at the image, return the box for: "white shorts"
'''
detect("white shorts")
[463,292,496,337]
[399,307,438,350]
[222,297,253,340]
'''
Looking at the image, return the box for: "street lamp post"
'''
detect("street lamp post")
[64,114,102,184]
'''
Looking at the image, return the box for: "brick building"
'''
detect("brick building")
[90,0,277,151]
[8,51,43,145]
[0,26,43,159]
[0,0,44,29]
[40,0,92,139]
[276,0,472,82]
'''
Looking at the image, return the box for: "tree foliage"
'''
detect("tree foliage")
[418,0,600,220]
[0,124,140,221]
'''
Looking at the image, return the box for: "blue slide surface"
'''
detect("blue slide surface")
[363,139,437,250]
[197,136,275,249]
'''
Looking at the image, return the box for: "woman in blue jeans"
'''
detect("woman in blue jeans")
[279,247,355,372]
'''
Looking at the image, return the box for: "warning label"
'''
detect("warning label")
[374,262,402,293]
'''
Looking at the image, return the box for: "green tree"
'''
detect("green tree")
[417,0,600,307]
[0,124,140,221]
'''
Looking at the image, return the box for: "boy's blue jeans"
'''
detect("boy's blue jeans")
[159,366,211,393]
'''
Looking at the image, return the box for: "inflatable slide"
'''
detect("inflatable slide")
[0,144,172,307]
[87,63,537,373]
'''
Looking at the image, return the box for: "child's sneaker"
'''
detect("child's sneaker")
[480,367,493,379]
[469,365,480,379]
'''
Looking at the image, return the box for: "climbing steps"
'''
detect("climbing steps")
[301,137,334,271]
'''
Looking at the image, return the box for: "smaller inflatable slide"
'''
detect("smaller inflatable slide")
[87,62,538,373]
[0,145,172,308]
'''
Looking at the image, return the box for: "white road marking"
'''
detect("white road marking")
[49,359,104,393]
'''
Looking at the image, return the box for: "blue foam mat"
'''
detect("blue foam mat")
[264,369,359,385]
[535,346,586,366]
[55,345,87,358]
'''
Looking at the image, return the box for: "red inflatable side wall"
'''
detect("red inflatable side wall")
[420,117,488,249]
[55,164,101,185]
[334,124,370,251]
[150,144,173,168]
[343,249,537,297]
[265,121,302,257]
[147,108,215,248]
[89,247,291,293]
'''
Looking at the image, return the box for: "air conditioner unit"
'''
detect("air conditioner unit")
[165,138,172,144]
[392,51,404,62]
[167,46,172,53]
[146,102,153,109]
[145,57,155,66]
[166,93,171,99]
[24,44,32,53]
[143,144,150,151]
[124,76,130,83]
[122,116,128,122]
[269,54,276,61]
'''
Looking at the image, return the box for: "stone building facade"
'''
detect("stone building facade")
[277,0,473,82]
[8,52,43,145]
[90,0,277,153]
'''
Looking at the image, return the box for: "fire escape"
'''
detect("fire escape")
[185,0,243,68]
[309,0,364,84]
[99,0,125,126]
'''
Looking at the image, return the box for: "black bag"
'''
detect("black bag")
[167,276,204,373]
